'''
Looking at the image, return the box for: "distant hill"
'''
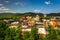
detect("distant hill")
[0,12,60,20]
[0,12,60,16]
[47,13,60,16]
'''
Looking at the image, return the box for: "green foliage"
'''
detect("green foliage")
[5,28,16,40]
[46,25,58,40]
[4,28,11,40]
[0,20,60,40]
[14,29,23,40]
[39,34,44,40]
[5,26,23,40]
[56,29,60,40]
[23,32,30,40]
[30,25,39,40]
[0,21,8,40]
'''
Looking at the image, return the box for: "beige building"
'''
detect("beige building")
[33,15,40,21]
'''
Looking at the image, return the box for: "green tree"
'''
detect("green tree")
[5,28,16,40]
[0,21,8,40]
[30,25,39,40]
[39,34,44,40]
[46,25,58,40]
[23,32,30,40]
[5,26,23,40]
[14,26,23,40]
[56,25,60,40]
[4,28,11,40]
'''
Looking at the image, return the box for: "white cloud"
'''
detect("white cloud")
[5,1,9,3]
[0,6,10,11]
[5,10,16,13]
[45,1,51,5]
[34,10,40,13]
[15,2,20,5]
[15,2,23,6]
[0,5,16,13]
[0,4,3,6]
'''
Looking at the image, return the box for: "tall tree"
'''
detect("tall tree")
[5,28,16,40]
[46,25,58,40]
[14,26,23,40]
[0,21,8,40]
[23,32,30,40]
[4,28,11,40]
[30,25,39,40]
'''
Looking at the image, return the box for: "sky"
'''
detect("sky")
[0,0,60,13]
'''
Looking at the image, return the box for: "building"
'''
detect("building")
[43,14,47,18]
[9,21,19,28]
[34,15,40,21]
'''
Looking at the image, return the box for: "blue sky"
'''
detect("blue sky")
[0,0,60,13]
